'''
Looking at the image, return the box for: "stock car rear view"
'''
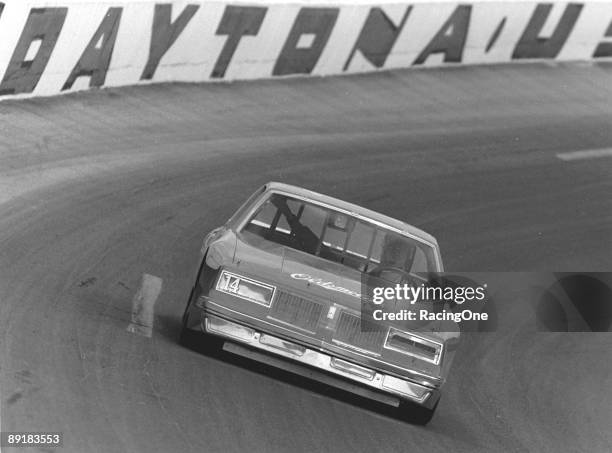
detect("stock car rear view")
[180,182,459,424]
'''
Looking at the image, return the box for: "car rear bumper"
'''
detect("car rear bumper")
[191,308,440,409]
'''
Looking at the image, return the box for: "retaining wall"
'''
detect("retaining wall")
[0,0,610,100]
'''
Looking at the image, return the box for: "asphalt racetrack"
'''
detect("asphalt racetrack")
[1,63,611,452]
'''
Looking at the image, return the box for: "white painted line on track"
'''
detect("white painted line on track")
[556,148,612,161]
[127,274,163,338]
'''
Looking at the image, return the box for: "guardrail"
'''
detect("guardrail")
[0,0,610,100]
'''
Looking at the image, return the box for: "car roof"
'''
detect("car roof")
[264,182,439,247]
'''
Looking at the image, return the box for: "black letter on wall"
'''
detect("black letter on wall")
[0,7,67,96]
[512,3,583,59]
[211,6,267,79]
[413,5,472,65]
[141,3,199,80]
[344,6,411,71]
[593,20,612,58]
[273,8,338,76]
[62,7,122,90]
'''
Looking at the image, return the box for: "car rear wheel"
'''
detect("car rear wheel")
[399,398,439,425]
[179,289,201,347]
[179,325,199,347]
[179,305,199,348]
[180,308,224,355]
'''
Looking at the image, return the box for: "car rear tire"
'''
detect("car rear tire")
[179,291,202,348]
[179,325,199,347]
[399,398,439,425]
[180,312,224,356]
[179,286,224,354]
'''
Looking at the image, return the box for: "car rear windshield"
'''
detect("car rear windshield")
[240,193,438,274]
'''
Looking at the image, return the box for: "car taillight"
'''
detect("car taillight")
[384,328,443,365]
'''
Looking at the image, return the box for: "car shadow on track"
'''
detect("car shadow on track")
[155,313,440,427]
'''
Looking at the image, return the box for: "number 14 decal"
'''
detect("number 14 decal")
[223,274,241,293]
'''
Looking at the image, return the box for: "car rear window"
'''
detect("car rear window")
[241,193,438,275]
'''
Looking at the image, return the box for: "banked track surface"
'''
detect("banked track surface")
[0,63,611,453]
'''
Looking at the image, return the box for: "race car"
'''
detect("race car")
[180,182,459,424]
